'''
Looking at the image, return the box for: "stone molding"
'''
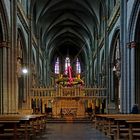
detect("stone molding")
[0,41,9,48]
[127,41,136,48]
[17,2,29,33]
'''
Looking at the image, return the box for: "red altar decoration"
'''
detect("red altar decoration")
[56,66,84,87]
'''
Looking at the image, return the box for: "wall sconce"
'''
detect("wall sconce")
[113,63,121,78]
[113,66,116,72]
[21,63,28,75]
[17,59,29,77]
[22,67,28,74]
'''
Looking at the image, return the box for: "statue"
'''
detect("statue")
[17,58,22,77]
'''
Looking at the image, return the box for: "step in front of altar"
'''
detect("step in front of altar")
[46,117,92,123]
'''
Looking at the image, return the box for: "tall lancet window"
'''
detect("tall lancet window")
[65,57,70,74]
[55,57,60,74]
[76,58,81,74]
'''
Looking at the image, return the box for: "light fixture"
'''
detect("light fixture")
[22,67,28,74]
[113,66,116,71]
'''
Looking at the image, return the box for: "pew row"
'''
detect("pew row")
[0,114,46,140]
[94,114,140,140]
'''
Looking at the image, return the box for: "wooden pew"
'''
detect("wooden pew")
[0,115,24,140]
[111,115,140,140]
[95,114,140,140]
[0,114,46,140]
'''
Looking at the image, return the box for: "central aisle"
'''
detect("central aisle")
[35,123,111,140]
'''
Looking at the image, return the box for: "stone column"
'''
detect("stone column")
[26,13,32,110]
[120,0,127,113]
[0,41,9,114]
[126,42,131,113]
[129,41,136,108]
[9,0,18,114]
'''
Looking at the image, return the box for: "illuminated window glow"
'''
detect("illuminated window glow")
[76,58,81,74]
[65,57,70,74]
[55,57,60,74]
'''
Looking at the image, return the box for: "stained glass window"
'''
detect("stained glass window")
[76,58,81,74]
[55,57,60,74]
[65,57,70,74]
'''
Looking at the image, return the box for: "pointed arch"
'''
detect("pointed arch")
[128,0,140,41]
[109,28,120,113]
[0,0,9,114]
[0,0,9,42]
[127,0,140,108]
[17,27,28,109]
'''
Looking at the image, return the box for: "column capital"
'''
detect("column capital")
[0,41,9,48]
[131,41,136,48]
[127,41,136,48]
[28,14,33,20]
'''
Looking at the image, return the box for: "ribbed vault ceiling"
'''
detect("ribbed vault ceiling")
[32,0,105,71]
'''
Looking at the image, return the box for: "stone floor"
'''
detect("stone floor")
[35,123,111,140]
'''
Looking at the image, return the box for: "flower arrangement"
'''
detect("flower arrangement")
[56,74,84,87]
[56,66,84,87]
